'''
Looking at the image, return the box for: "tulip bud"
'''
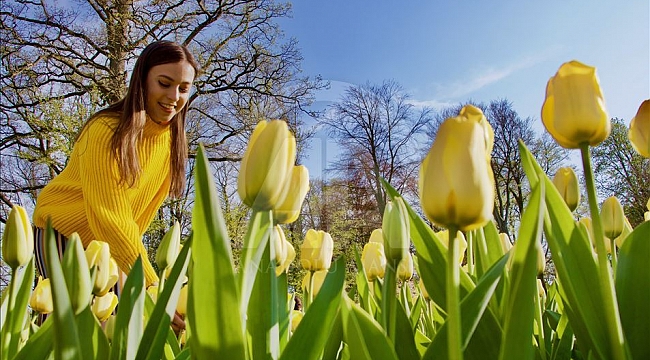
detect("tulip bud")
[368,228,383,244]
[615,216,633,248]
[2,205,34,270]
[600,196,625,240]
[418,280,430,301]
[146,285,159,302]
[290,309,303,333]
[580,217,612,253]
[397,252,414,281]
[85,240,113,296]
[552,167,581,211]
[272,225,287,266]
[91,292,118,322]
[156,221,181,270]
[273,165,310,224]
[63,233,93,313]
[30,277,53,314]
[104,315,117,341]
[300,229,334,271]
[419,105,495,231]
[537,279,546,299]
[301,270,328,297]
[277,240,296,276]
[435,230,467,264]
[361,242,386,281]
[237,120,297,211]
[382,197,410,264]
[499,233,513,252]
[176,285,188,316]
[629,99,650,158]
[541,60,610,149]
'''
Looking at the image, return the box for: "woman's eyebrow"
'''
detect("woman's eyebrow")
[158,74,192,85]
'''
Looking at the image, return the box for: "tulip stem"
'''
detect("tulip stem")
[610,238,617,277]
[382,260,398,343]
[534,288,547,360]
[1,269,21,358]
[580,144,626,360]
[446,226,463,360]
[467,230,475,277]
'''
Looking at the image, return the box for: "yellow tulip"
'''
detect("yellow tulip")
[290,310,303,332]
[629,99,650,158]
[368,228,383,244]
[397,252,414,281]
[600,196,625,240]
[361,242,386,281]
[2,204,34,270]
[146,285,159,302]
[435,230,467,264]
[300,229,334,271]
[85,240,113,296]
[156,221,181,270]
[273,165,310,224]
[580,217,611,253]
[552,167,581,211]
[30,277,53,314]
[91,292,118,322]
[301,270,328,297]
[418,280,430,301]
[419,105,495,231]
[382,197,410,263]
[273,226,296,276]
[615,216,633,248]
[541,60,610,149]
[237,120,297,211]
[104,315,117,341]
[499,233,513,252]
[537,279,546,299]
[176,285,188,316]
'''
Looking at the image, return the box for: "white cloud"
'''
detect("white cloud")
[436,54,551,100]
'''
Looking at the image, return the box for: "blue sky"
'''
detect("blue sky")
[279,1,649,176]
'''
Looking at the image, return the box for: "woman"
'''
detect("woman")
[32,40,199,288]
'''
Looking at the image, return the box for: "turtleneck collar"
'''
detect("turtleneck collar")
[144,114,172,137]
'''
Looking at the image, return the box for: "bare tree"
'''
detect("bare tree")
[592,118,650,227]
[0,0,325,223]
[321,80,432,216]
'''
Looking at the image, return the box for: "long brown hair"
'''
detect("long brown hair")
[85,40,199,198]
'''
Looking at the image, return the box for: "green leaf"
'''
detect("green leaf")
[394,295,420,360]
[519,140,615,360]
[136,236,192,360]
[615,221,650,360]
[0,257,34,359]
[110,258,145,360]
[188,144,246,360]
[277,272,290,353]
[44,221,83,360]
[341,295,399,360]
[322,310,344,360]
[280,257,346,360]
[13,314,54,360]
[424,253,509,359]
[382,178,503,360]
[247,235,280,360]
[499,182,545,360]
[76,306,110,360]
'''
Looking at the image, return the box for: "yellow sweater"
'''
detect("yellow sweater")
[33,114,172,286]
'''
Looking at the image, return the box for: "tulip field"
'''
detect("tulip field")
[2,61,650,360]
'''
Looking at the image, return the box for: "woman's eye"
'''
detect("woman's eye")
[180,87,190,93]
[158,81,170,87]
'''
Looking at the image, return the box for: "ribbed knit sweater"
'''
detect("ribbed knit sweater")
[33,114,172,286]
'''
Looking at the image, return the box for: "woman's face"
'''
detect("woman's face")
[145,60,195,125]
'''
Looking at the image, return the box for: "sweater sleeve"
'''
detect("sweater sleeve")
[77,119,159,286]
